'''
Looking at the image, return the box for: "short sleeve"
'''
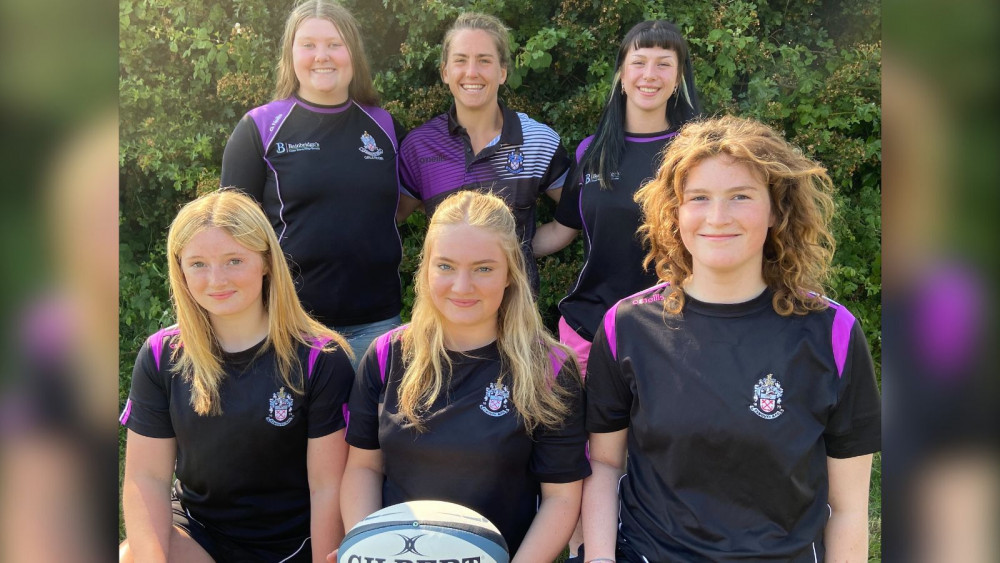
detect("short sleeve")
[304,343,355,439]
[553,159,583,229]
[220,114,266,201]
[529,362,591,483]
[585,311,633,433]
[121,336,175,439]
[824,320,882,458]
[398,138,424,201]
[539,141,570,194]
[345,339,386,449]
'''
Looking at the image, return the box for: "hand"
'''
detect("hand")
[326,548,338,563]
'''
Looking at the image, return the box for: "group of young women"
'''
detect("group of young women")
[120,1,881,562]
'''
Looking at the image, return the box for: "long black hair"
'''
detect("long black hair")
[577,20,701,190]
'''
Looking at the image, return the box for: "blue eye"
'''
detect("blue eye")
[437,263,453,271]
[476,266,493,273]
[229,258,243,265]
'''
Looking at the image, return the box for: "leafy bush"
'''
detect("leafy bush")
[120,0,881,546]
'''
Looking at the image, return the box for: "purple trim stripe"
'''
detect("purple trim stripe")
[342,403,350,432]
[376,325,409,384]
[548,346,568,379]
[119,399,132,426]
[624,131,678,143]
[306,336,333,379]
[827,300,856,378]
[604,282,672,361]
[294,98,353,115]
[149,327,181,371]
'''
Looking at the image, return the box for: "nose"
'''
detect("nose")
[207,265,227,288]
[642,62,655,80]
[314,46,330,61]
[452,270,473,293]
[705,200,732,226]
[466,61,481,78]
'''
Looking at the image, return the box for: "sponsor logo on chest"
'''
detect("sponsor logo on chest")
[749,374,785,419]
[274,141,320,154]
[266,386,295,426]
[479,381,510,417]
[359,131,384,160]
[583,171,621,185]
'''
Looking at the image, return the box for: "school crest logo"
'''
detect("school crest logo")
[505,149,524,173]
[266,386,294,426]
[749,374,784,420]
[358,131,384,160]
[479,381,510,417]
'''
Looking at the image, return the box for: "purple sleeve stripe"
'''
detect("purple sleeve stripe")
[548,346,568,379]
[828,301,857,378]
[376,325,409,384]
[307,336,333,379]
[119,399,132,426]
[357,104,399,153]
[249,98,296,151]
[342,403,350,432]
[575,135,595,163]
[624,131,678,143]
[149,327,180,371]
[604,302,621,361]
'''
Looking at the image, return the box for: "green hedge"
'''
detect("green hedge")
[120,0,881,548]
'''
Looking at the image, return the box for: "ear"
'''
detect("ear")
[440,63,448,84]
[499,65,508,85]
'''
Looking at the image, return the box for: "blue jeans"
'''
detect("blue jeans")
[333,314,402,370]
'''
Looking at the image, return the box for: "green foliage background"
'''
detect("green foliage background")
[119,0,881,554]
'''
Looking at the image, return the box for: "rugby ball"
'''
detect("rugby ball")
[338,500,509,563]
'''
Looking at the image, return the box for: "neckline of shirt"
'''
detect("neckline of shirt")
[681,287,774,318]
[292,94,353,114]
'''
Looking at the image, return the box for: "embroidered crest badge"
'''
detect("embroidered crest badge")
[358,131,384,160]
[749,374,784,419]
[479,381,510,417]
[266,386,295,426]
[504,149,524,173]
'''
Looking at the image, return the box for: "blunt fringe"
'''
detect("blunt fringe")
[578,20,702,190]
[166,189,351,416]
[398,191,577,433]
[273,0,378,105]
[634,115,837,316]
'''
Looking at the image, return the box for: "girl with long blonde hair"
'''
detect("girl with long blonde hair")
[120,189,354,562]
[581,115,881,562]
[222,0,405,365]
[341,191,589,561]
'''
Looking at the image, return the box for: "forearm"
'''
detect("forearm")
[824,506,869,562]
[310,486,344,563]
[340,466,383,531]
[581,461,623,560]
[532,221,578,257]
[122,476,174,563]
[511,484,581,563]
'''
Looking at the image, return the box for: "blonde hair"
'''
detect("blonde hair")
[440,12,512,71]
[166,189,351,415]
[273,0,378,105]
[635,115,836,316]
[398,191,576,433]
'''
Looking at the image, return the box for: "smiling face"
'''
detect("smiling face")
[180,227,267,326]
[427,222,510,348]
[621,46,679,128]
[441,29,507,112]
[292,17,353,105]
[679,155,774,287]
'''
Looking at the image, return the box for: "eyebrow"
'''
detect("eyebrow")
[450,52,496,59]
[684,185,764,194]
[433,256,501,265]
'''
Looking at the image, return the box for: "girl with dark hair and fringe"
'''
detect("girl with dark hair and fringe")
[533,20,701,380]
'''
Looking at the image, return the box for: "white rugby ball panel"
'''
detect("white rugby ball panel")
[339,501,509,563]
